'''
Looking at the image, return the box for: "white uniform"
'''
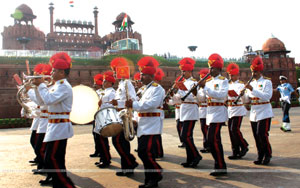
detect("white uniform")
[204,75,228,124]
[99,87,115,109]
[37,79,74,142]
[174,77,199,121]
[245,76,273,122]
[197,88,207,119]
[115,79,137,109]
[132,82,165,137]
[168,96,181,120]
[227,80,247,118]
[27,89,41,131]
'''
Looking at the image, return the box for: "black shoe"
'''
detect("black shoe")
[178,143,186,148]
[262,156,271,165]
[97,161,111,168]
[180,162,191,168]
[253,159,263,165]
[39,178,52,185]
[90,153,100,157]
[33,169,46,175]
[116,171,134,176]
[200,148,210,153]
[190,156,202,168]
[280,127,287,132]
[134,149,138,152]
[29,159,38,164]
[239,148,249,157]
[228,155,241,160]
[210,169,227,176]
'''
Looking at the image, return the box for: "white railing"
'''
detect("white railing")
[0,49,102,59]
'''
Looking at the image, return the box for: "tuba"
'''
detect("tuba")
[122,80,136,141]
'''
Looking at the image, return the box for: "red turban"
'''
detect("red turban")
[133,72,141,81]
[178,58,195,71]
[154,68,165,81]
[250,56,264,72]
[50,52,72,70]
[41,64,52,75]
[33,64,44,75]
[208,53,224,69]
[198,68,211,79]
[103,71,116,83]
[137,56,159,75]
[110,57,128,71]
[226,63,239,75]
[94,74,103,86]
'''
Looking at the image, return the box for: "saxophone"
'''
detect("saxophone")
[122,80,136,141]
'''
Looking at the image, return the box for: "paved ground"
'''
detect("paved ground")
[1,107,300,188]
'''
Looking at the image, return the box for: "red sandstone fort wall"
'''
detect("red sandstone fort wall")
[0,63,295,118]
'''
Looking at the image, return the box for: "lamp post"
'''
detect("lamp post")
[17,37,31,50]
[188,45,197,59]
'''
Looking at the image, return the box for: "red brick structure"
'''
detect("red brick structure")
[2,4,142,54]
[1,4,45,50]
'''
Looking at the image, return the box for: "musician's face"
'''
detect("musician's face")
[141,73,153,85]
[209,67,221,77]
[103,80,113,89]
[181,70,192,79]
[251,70,262,79]
[51,69,65,81]
[229,74,239,82]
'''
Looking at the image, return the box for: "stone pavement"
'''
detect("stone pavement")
[1,107,300,188]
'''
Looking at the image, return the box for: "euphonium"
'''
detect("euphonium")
[122,80,135,141]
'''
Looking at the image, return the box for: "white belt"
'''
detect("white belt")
[48,114,70,119]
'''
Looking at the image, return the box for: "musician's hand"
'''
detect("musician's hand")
[32,78,43,86]
[98,100,102,107]
[192,88,197,96]
[244,103,251,111]
[111,99,118,106]
[25,84,32,92]
[125,99,133,108]
[198,81,206,88]
[245,84,253,91]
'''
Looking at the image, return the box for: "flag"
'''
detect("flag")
[116,66,130,79]
[69,1,74,7]
[120,14,128,31]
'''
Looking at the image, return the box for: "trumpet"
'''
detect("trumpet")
[164,74,184,101]
[23,73,52,81]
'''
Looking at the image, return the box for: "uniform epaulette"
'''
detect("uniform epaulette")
[264,76,271,80]
[238,80,244,84]
[219,76,225,80]
[191,78,197,81]
[206,78,212,82]
[101,93,105,95]
[60,80,64,84]
[152,82,158,87]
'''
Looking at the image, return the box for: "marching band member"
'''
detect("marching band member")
[32,52,75,188]
[93,73,113,168]
[110,57,138,176]
[125,56,164,188]
[245,56,273,165]
[197,68,210,153]
[173,58,202,168]
[198,54,228,176]
[154,68,165,158]
[226,63,249,159]
[90,73,104,158]
[166,76,185,148]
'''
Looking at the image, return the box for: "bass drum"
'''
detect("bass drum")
[70,85,99,124]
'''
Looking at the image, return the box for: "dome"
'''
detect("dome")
[16,4,34,16]
[262,37,287,53]
[116,12,132,22]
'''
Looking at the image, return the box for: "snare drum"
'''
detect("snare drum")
[94,107,123,137]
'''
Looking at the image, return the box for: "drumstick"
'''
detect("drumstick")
[25,60,30,75]
[13,74,22,85]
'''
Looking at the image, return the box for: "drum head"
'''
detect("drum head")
[101,123,123,137]
[70,85,99,124]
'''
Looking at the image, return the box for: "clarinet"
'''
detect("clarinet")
[233,75,254,104]
[164,74,184,101]
[181,73,211,101]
